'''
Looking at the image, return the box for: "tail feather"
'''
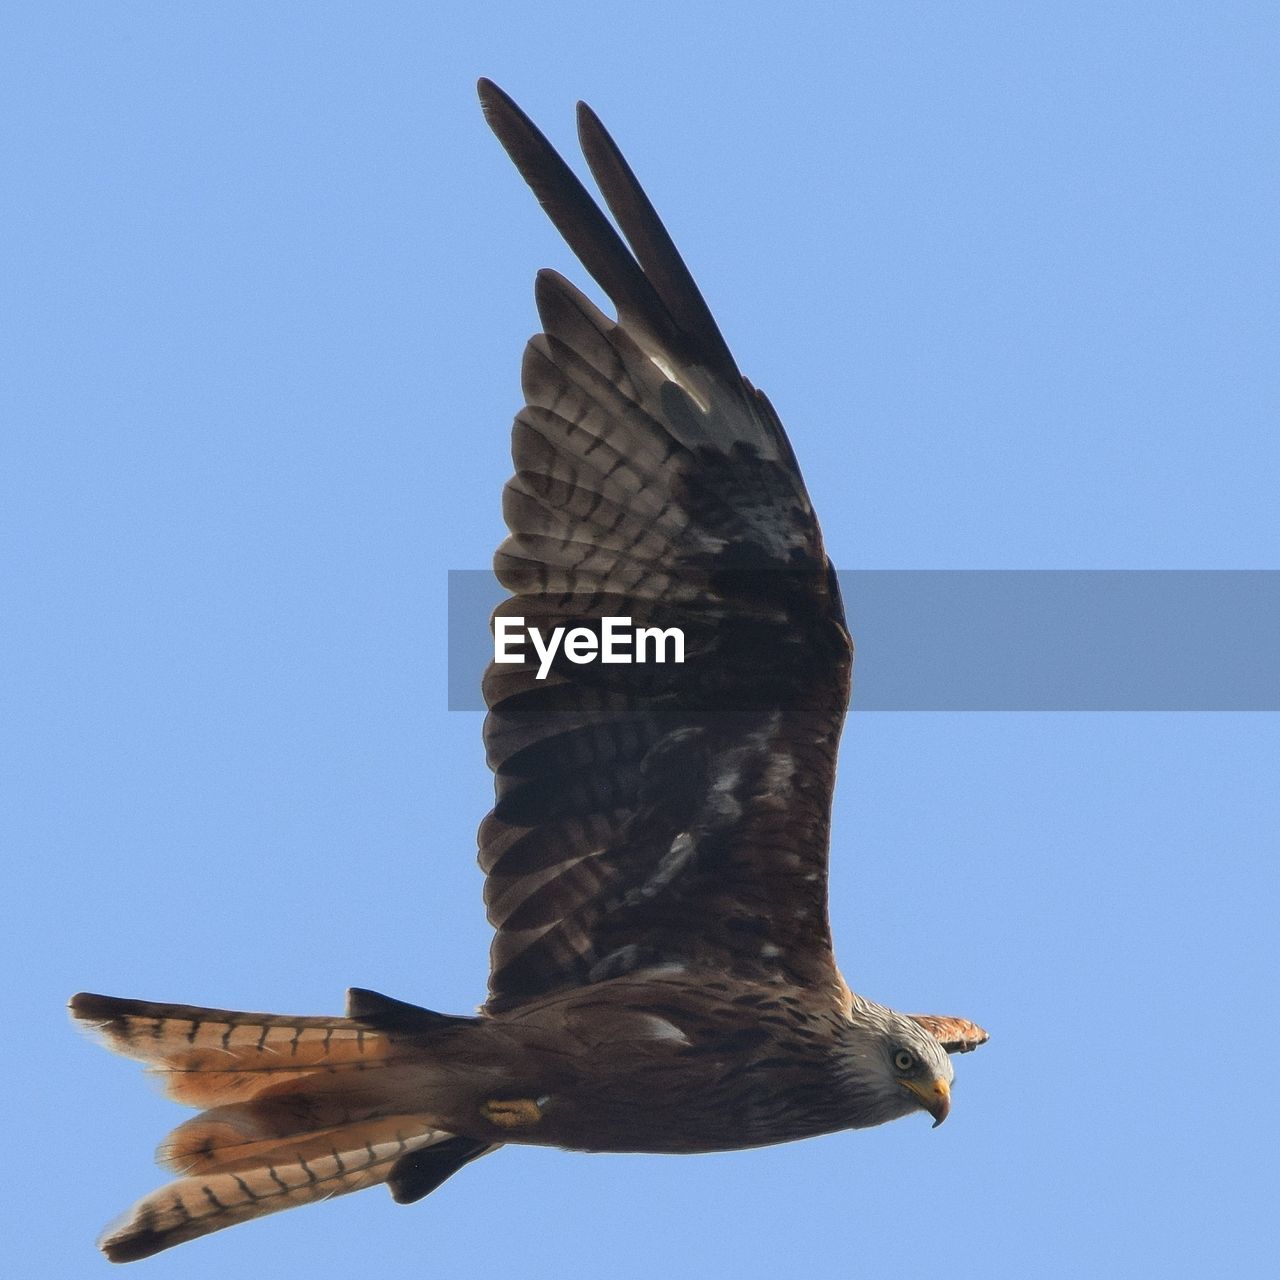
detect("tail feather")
[70,991,419,1108]
[159,1102,395,1175]
[102,1116,447,1262]
[70,992,495,1262]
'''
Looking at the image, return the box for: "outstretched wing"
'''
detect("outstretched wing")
[477,81,852,1013]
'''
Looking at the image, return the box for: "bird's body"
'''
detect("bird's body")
[438,976,935,1155]
[70,79,987,1263]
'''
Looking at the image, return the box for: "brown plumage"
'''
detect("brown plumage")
[69,78,987,1263]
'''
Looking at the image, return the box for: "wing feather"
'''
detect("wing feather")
[477,83,852,1012]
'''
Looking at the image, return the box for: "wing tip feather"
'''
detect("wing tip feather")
[910,1013,990,1054]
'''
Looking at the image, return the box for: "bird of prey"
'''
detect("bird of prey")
[70,79,988,1263]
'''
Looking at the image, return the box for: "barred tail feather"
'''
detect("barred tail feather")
[70,992,495,1262]
[101,1117,448,1262]
[69,992,410,1107]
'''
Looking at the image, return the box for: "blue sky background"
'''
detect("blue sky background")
[5,3,1277,1277]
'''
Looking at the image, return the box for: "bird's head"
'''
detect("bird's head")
[836,1002,955,1130]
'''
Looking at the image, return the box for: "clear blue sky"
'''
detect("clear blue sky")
[5,3,1277,1277]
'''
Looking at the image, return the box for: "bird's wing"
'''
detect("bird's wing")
[909,1014,990,1054]
[477,81,853,1013]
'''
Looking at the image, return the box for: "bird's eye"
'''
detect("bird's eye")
[893,1049,916,1072]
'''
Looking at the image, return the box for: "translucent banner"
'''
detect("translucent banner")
[446,570,1279,712]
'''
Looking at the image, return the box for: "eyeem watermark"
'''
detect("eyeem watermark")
[494,615,686,680]
[450,570,1280,710]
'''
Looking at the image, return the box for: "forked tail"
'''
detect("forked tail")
[69,992,496,1262]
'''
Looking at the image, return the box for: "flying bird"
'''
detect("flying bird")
[70,79,988,1263]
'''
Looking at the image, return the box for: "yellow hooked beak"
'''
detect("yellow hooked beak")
[901,1076,951,1127]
